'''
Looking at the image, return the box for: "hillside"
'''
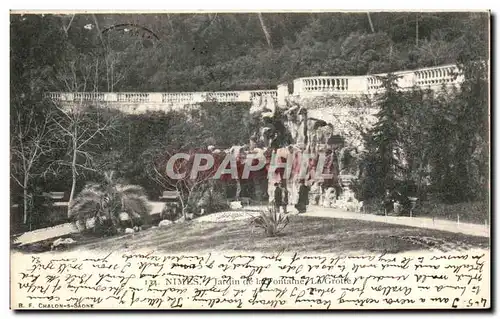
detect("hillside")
[10,12,489,93]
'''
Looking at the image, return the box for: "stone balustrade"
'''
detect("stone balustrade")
[117,92,150,103]
[162,92,198,104]
[249,90,278,99]
[414,64,463,87]
[207,91,240,102]
[366,76,384,91]
[294,64,463,96]
[45,64,465,113]
[293,76,363,95]
[47,90,278,104]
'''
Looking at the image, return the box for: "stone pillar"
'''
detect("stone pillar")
[149,93,163,104]
[290,179,299,205]
[239,91,251,102]
[293,79,303,95]
[277,83,289,108]
[268,180,276,204]
[65,93,75,102]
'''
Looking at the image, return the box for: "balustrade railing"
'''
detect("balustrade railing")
[249,90,278,99]
[162,92,196,103]
[46,89,278,105]
[414,65,461,87]
[74,92,105,102]
[302,77,350,92]
[367,76,383,91]
[117,93,150,103]
[207,91,240,102]
[44,64,466,109]
[293,64,463,96]
[46,92,62,100]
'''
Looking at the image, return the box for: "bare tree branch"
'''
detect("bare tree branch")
[367,12,375,33]
[10,104,57,224]
[257,13,272,48]
[47,53,121,217]
[62,14,75,35]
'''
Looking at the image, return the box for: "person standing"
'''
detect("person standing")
[270,132,280,151]
[281,180,289,214]
[295,180,310,214]
[273,182,282,212]
[383,189,394,215]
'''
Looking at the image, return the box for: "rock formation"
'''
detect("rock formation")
[217,92,371,210]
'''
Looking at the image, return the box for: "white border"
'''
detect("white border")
[1,2,497,318]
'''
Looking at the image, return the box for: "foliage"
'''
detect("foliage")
[11,12,489,92]
[357,61,488,206]
[358,73,405,200]
[70,171,151,234]
[192,102,253,148]
[10,101,57,226]
[47,103,120,216]
[10,14,67,96]
[10,14,69,227]
[145,147,223,219]
[160,202,181,222]
[249,206,289,237]
[414,200,489,225]
[185,180,229,216]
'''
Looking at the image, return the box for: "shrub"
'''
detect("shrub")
[249,206,289,237]
[187,181,229,217]
[70,171,151,234]
[160,202,181,221]
[207,186,230,212]
[414,200,489,224]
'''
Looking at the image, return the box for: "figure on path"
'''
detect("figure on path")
[295,179,310,214]
[270,132,280,151]
[383,189,394,215]
[280,180,289,214]
[273,182,282,212]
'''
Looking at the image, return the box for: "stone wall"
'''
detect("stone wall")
[299,94,378,152]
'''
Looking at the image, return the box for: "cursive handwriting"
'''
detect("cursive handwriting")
[12,250,490,309]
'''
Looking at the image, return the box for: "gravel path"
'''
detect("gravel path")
[300,205,489,238]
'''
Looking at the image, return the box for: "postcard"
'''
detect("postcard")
[10,10,490,310]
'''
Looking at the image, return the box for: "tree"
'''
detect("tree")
[15,12,485,93]
[45,46,125,217]
[146,148,226,220]
[10,14,70,228]
[413,36,460,66]
[10,14,67,94]
[359,73,405,200]
[257,13,273,48]
[10,102,56,226]
[366,12,375,33]
[446,59,488,201]
[49,102,119,217]
[358,61,488,204]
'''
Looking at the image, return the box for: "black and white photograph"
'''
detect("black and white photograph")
[9,10,490,310]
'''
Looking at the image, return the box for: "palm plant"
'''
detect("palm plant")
[250,206,289,237]
[69,171,151,234]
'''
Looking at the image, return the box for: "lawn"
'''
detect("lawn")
[414,201,490,225]
[361,199,489,225]
[21,215,489,254]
